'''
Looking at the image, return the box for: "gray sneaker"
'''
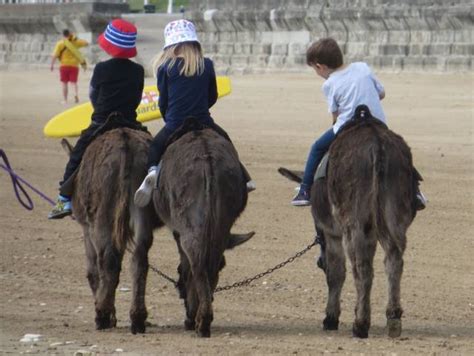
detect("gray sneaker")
[134,167,158,208]
[415,190,427,211]
[246,180,256,192]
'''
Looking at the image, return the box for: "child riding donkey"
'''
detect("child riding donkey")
[49,19,146,219]
[292,38,426,210]
[134,19,254,207]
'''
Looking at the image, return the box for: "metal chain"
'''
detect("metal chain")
[149,264,178,287]
[215,237,318,292]
[147,235,320,293]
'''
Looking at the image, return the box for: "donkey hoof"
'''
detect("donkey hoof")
[197,328,211,338]
[323,316,339,330]
[387,319,402,338]
[184,318,195,331]
[352,321,369,339]
[131,321,146,334]
[95,314,117,330]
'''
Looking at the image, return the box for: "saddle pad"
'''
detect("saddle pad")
[314,152,329,181]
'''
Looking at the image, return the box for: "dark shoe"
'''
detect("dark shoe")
[291,187,310,206]
[48,197,72,219]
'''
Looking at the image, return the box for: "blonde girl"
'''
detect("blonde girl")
[134,20,254,207]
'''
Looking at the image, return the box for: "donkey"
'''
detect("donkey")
[280,107,418,338]
[150,122,253,337]
[70,127,156,334]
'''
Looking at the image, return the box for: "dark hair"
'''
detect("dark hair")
[306,38,343,69]
[62,29,70,37]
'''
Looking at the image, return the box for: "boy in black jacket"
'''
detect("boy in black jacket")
[49,19,144,219]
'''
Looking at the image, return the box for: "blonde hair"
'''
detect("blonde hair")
[152,42,204,77]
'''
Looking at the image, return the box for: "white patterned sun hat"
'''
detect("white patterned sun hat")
[163,19,199,49]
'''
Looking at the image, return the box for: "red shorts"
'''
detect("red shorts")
[60,66,79,83]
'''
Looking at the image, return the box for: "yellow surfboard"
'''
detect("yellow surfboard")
[44,76,232,138]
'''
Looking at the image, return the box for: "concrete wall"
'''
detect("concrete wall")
[188,0,473,73]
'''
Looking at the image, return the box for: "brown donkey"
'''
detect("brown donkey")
[151,124,253,337]
[71,128,156,333]
[280,109,418,338]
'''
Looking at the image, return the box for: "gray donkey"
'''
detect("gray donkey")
[280,109,419,338]
[151,123,253,337]
[71,128,156,334]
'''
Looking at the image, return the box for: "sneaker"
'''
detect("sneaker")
[48,195,72,219]
[246,180,256,192]
[134,166,158,208]
[291,187,311,206]
[415,190,427,211]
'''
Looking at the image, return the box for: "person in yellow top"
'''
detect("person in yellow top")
[51,29,88,104]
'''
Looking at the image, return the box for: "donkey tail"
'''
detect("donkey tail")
[371,129,405,253]
[113,129,133,252]
[203,157,221,282]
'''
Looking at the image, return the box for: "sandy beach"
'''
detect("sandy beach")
[0,69,473,354]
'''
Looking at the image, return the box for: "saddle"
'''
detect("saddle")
[90,111,149,138]
[166,117,212,147]
[314,105,385,182]
[155,117,250,188]
[59,112,149,196]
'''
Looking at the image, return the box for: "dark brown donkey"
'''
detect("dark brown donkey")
[280,108,418,338]
[71,128,156,334]
[151,124,253,337]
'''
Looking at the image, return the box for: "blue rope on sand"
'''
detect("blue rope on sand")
[0,148,55,210]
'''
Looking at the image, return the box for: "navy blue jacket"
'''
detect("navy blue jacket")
[89,58,144,123]
[157,57,217,131]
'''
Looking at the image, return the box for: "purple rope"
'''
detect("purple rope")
[0,148,56,210]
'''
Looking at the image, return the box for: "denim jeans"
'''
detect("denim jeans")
[60,122,102,187]
[302,127,336,188]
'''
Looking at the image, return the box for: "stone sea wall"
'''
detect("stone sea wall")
[0,0,472,73]
[188,0,473,73]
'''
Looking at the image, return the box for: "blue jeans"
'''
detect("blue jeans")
[302,127,336,188]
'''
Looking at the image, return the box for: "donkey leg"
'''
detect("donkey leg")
[191,266,213,337]
[181,239,213,338]
[323,234,345,331]
[94,233,123,330]
[83,226,99,297]
[347,230,377,338]
[174,232,198,331]
[382,240,405,338]
[184,281,199,331]
[129,212,154,334]
[179,256,199,331]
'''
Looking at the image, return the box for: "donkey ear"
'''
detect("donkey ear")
[278,167,303,183]
[227,232,255,249]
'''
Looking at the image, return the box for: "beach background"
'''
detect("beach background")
[1,68,473,354]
